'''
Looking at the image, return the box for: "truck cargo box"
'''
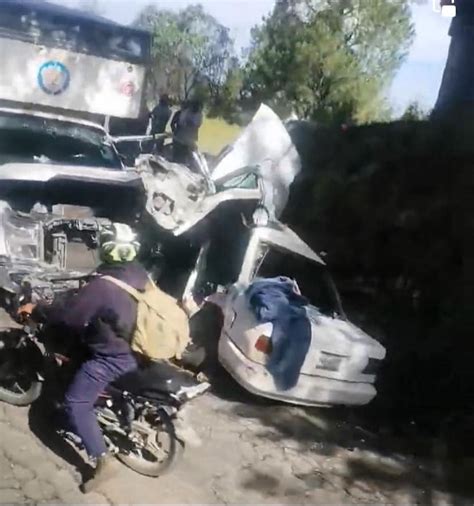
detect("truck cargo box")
[0,0,151,119]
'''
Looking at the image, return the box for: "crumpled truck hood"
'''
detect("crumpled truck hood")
[0,162,141,185]
[0,161,260,235]
[0,162,145,218]
[138,156,261,235]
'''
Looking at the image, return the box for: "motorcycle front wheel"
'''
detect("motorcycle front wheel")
[0,346,43,406]
[116,410,184,477]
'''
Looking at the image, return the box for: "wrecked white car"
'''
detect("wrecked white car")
[184,222,386,407]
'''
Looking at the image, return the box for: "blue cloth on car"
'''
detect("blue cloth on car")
[246,277,311,390]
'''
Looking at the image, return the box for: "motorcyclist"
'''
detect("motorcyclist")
[18,223,149,493]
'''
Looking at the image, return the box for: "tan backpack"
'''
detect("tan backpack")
[101,276,190,360]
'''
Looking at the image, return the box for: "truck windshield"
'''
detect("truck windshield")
[256,246,342,317]
[0,113,122,169]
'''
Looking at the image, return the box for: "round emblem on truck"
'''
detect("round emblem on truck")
[37,61,70,95]
[120,80,136,97]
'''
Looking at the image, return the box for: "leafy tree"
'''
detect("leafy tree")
[400,101,430,121]
[207,57,245,121]
[244,0,414,124]
[134,4,235,103]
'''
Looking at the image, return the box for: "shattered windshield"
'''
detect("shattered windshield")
[256,246,340,317]
[0,112,122,169]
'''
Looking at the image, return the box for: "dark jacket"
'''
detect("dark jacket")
[150,103,171,134]
[246,276,311,390]
[170,109,181,134]
[33,261,149,356]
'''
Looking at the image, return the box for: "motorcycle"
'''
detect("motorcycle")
[0,319,209,477]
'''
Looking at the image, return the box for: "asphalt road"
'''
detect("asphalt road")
[0,378,462,505]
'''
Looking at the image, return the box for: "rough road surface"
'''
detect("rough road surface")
[0,380,467,505]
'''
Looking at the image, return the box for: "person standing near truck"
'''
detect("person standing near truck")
[170,100,186,136]
[150,94,172,152]
[172,99,203,165]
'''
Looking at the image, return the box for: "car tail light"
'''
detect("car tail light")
[255,335,272,355]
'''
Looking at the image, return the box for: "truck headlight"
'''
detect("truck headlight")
[3,209,42,261]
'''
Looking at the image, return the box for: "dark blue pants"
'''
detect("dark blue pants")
[64,353,137,458]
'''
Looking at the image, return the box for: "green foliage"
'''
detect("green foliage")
[134,4,235,103]
[400,101,430,121]
[245,0,414,124]
[285,118,474,420]
[208,59,245,123]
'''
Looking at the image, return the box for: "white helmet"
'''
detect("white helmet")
[99,223,140,263]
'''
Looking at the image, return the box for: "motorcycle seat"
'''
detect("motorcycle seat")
[112,360,200,398]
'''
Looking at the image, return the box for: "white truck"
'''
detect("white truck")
[0,0,151,120]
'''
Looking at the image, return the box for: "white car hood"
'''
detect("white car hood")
[211,104,301,219]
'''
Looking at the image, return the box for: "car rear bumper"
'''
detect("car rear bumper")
[218,335,377,407]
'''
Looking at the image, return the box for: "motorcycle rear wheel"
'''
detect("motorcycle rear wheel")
[116,411,184,477]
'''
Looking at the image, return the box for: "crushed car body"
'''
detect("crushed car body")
[211,104,302,219]
[0,98,386,408]
[136,154,261,236]
[185,222,386,407]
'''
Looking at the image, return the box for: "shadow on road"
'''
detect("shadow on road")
[27,393,93,484]
[227,391,474,504]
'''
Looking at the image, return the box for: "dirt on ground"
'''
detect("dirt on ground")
[0,372,472,505]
